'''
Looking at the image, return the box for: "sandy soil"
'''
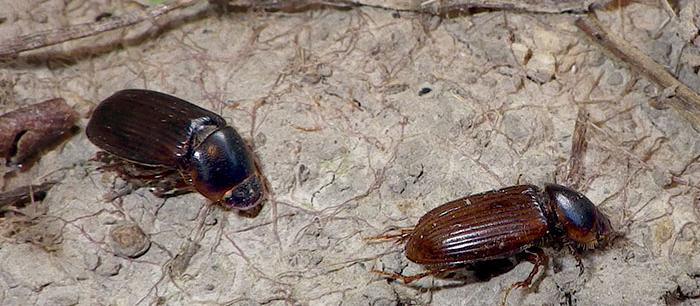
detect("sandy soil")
[0,1,699,305]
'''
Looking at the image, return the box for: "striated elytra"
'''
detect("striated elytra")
[86,89,264,210]
[373,184,613,299]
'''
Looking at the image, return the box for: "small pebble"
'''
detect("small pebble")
[109,222,151,258]
[96,260,121,277]
[526,52,556,83]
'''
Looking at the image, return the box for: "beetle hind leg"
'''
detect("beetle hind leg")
[372,265,465,284]
[93,151,195,200]
[501,247,548,305]
[365,227,415,243]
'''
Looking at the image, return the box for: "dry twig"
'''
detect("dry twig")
[226,0,611,14]
[0,181,56,209]
[0,98,78,167]
[0,0,199,58]
[0,0,616,58]
[567,109,589,190]
[576,15,700,132]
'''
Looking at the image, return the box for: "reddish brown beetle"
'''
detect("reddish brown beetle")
[371,184,613,301]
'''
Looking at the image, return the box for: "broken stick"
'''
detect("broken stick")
[0,0,199,58]
[575,15,700,132]
[0,98,78,168]
[567,109,589,190]
[0,181,56,208]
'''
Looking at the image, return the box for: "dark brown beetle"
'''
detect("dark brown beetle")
[372,184,613,300]
[86,89,265,210]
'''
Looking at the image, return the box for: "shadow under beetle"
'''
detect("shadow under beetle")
[370,184,613,302]
[86,89,265,210]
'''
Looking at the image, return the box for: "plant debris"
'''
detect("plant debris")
[0,181,56,209]
[576,15,700,132]
[0,98,78,169]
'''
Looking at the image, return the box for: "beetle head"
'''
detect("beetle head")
[221,174,265,210]
[545,184,613,249]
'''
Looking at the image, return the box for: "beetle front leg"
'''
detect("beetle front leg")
[568,244,585,275]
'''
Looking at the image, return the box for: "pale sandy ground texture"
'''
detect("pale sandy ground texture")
[0,1,699,305]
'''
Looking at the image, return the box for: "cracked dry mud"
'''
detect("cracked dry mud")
[1,1,699,305]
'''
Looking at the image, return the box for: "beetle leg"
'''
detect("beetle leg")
[501,247,548,305]
[150,182,195,198]
[568,244,585,275]
[365,227,415,243]
[96,154,197,199]
[96,153,176,181]
[372,265,464,284]
[513,247,548,288]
